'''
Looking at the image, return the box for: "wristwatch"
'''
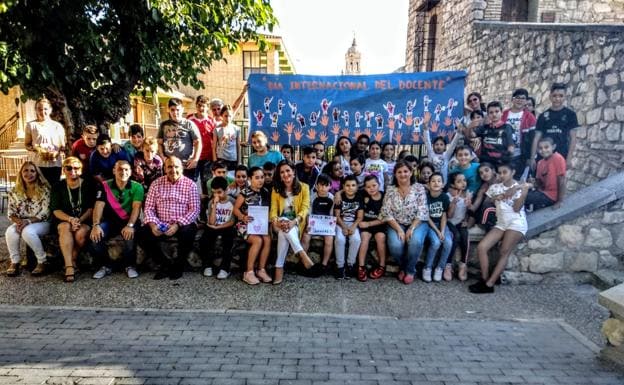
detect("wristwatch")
[127,223,134,228]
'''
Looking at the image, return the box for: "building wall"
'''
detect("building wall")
[482,0,624,23]
[0,87,23,133]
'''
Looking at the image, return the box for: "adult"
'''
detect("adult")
[530,82,578,169]
[5,161,51,277]
[158,97,202,181]
[213,104,240,171]
[270,160,321,284]
[188,95,216,194]
[71,125,100,174]
[89,161,144,279]
[25,96,66,184]
[89,134,129,182]
[463,92,486,126]
[50,157,95,282]
[247,131,283,168]
[141,156,200,280]
[380,160,429,284]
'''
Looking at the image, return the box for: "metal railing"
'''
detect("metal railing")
[0,113,19,150]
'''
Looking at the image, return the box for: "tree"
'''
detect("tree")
[0,0,276,135]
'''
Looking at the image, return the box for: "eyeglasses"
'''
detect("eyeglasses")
[64,166,81,171]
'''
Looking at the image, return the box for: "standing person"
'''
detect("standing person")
[295,146,319,188]
[132,136,163,192]
[423,173,452,283]
[463,92,486,126]
[449,146,481,195]
[322,160,343,195]
[158,98,202,181]
[380,160,429,284]
[71,125,100,174]
[356,175,387,282]
[188,95,217,193]
[90,160,143,280]
[355,134,370,157]
[526,97,537,116]
[141,156,200,280]
[25,96,66,184]
[5,161,51,277]
[313,141,328,171]
[334,175,364,279]
[363,141,389,192]
[334,136,354,175]
[89,134,130,182]
[470,163,530,294]
[226,165,248,200]
[123,124,145,164]
[381,142,396,184]
[501,88,537,175]
[247,131,283,168]
[213,104,240,171]
[50,157,95,283]
[210,98,224,126]
[280,144,294,163]
[474,101,515,168]
[270,160,321,283]
[423,121,461,183]
[530,82,578,170]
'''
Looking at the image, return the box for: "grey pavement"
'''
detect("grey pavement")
[0,305,622,385]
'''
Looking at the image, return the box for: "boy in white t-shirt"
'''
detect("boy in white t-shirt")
[200,177,235,279]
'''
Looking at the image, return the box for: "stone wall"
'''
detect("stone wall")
[466,22,624,192]
[505,198,624,283]
[483,0,624,23]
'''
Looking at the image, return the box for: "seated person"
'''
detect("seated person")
[89,160,144,279]
[525,137,566,210]
[140,156,200,280]
[205,161,234,199]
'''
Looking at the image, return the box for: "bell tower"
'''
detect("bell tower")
[344,37,361,75]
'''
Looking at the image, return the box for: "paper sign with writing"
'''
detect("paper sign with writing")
[308,214,337,236]
[247,205,269,235]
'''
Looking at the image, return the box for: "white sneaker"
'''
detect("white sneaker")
[93,266,112,279]
[126,266,139,279]
[433,267,443,282]
[422,268,432,283]
[216,270,230,280]
[203,267,213,277]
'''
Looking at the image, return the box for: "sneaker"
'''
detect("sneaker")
[458,263,468,281]
[256,268,272,283]
[469,280,494,294]
[345,264,353,280]
[216,270,230,280]
[335,267,345,280]
[357,266,367,282]
[126,266,139,279]
[369,265,385,280]
[403,274,414,284]
[243,271,260,285]
[203,267,213,277]
[92,266,112,279]
[433,267,443,282]
[443,264,453,282]
[422,268,432,283]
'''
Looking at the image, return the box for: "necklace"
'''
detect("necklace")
[67,179,82,216]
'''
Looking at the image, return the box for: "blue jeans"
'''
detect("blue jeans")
[387,222,427,275]
[89,221,136,270]
[425,226,453,270]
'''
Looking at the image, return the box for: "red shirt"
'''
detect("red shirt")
[71,138,96,172]
[187,114,216,161]
[536,152,566,202]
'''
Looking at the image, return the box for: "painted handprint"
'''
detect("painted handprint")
[284,122,295,145]
[363,128,372,138]
[352,128,363,141]
[444,116,453,127]
[430,121,440,133]
[319,131,328,143]
[320,115,329,127]
[306,128,317,141]
[411,131,421,143]
[331,123,341,136]
[423,111,432,125]
[374,131,384,142]
[404,115,413,127]
[271,131,280,143]
[341,128,351,138]
[394,131,403,144]
[294,128,303,141]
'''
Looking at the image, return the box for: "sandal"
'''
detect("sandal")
[31,263,45,276]
[63,266,75,283]
[357,265,367,282]
[273,267,284,285]
[6,263,19,277]
[369,265,385,280]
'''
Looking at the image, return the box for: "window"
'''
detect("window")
[425,14,437,72]
[243,51,267,80]
[502,0,529,21]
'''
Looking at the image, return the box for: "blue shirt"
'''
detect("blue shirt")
[89,149,130,180]
[248,150,284,169]
[450,163,481,195]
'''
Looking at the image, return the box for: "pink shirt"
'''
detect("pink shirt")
[144,175,200,226]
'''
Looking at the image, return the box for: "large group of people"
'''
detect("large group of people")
[5,82,577,294]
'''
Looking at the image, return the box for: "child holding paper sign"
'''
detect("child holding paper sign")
[233,167,272,285]
[302,174,335,273]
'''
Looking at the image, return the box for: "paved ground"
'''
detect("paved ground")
[0,305,622,385]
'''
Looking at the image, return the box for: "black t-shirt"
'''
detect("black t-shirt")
[475,122,514,165]
[427,191,450,227]
[337,193,363,223]
[50,179,95,224]
[536,107,578,158]
[362,193,384,222]
[312,193,334,216]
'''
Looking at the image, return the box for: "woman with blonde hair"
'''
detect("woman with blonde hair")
[247,131,283,169]
[5,161,51,276]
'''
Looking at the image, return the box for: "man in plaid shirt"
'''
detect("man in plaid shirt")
[141,156,200,280]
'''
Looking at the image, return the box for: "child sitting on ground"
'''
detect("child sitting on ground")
[356,175,387,282]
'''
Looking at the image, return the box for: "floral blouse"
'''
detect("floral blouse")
[8,187,51,221]
[381,183,429,225]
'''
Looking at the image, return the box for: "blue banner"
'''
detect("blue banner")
[247,71,466,146]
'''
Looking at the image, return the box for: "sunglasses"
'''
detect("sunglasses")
[64,166,81,171]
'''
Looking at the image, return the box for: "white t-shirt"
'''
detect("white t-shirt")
[207,197,235,226]
[364,158,388,191]
[26,119,66,167]
[505,110,524,156]
[486,182,526,224]
[446,191,468,226]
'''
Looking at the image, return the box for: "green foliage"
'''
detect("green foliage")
[0,0,275,132]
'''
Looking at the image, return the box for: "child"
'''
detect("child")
[200,177,235,279]
[132,136,163,192]
[446,172,471,281]
[404,155,419,174]
[233,167,272,285]
[313,141,327,171]
[349,155,366,189]
[474,101,515,167]
[363,141,389,192]
[262,161,276,190]
[417,161,434,185]
[501,88,537,175]
[301,174,335,272]
[525,137,566,210]
[334,175,363,279]
[123,124,145,164]
[470,162,499,231]
[213,104,240,170]
[295,146,320,188]
[470,163,530,294]
[206,161,234,199]
[322,160,343,194]
[423,121,461,183]
[357,175,387,282]
[226,165,248,200]
[382,142,396,182]
[449,145,481,195]
[423,173,453,282]
[71,125,100,173]
[280,144,294,163]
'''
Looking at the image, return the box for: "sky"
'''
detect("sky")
[269,0,410,76]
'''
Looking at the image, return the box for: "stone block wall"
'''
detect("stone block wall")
[505,198,624,281]
[482,0,624,23]
[466,22,624,193]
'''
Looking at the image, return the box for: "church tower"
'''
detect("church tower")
[344,37,361,75]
